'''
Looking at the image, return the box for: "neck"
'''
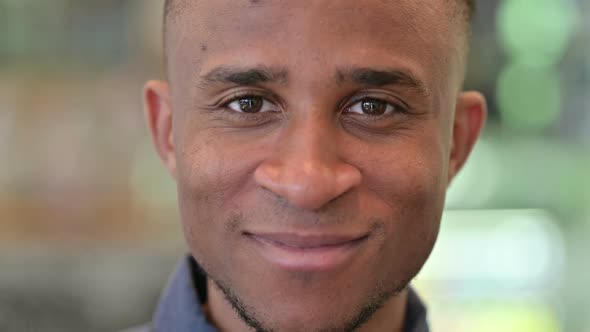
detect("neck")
[355,288,407,332]
[206,279,408,332]
[206,280,251,332]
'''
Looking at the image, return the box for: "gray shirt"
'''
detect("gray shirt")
[129,256,430,332]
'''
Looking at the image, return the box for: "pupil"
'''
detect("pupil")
[362,99,386,115]
[239,97,262,113]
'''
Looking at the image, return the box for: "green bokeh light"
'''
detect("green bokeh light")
[466,303,562,332]
[497,62,562,131]
[498,0,578,66]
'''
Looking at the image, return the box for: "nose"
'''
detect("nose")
[254,118,362,211]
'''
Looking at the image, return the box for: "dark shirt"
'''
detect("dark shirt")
[130,256,430,332]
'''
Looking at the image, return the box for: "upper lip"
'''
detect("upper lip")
[244,232,368,249]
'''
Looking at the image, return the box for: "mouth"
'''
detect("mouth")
[243,231,369,271]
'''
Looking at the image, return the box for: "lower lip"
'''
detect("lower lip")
[245,234,367,272]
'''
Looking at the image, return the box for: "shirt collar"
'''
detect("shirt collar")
[154,256,429,332]
[153,256,217,332]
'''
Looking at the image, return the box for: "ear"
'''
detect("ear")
[143,80,177,179]
[448,91,487,184]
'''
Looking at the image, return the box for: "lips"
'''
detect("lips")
[245,232,367,248]
[244,231,369,271]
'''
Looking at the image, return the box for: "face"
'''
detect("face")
[145,0,486,331]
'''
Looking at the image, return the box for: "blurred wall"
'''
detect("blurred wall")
[0,0,588,331]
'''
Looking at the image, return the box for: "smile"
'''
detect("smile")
[243,232,369,272]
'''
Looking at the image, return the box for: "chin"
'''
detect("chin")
[214,265,406,332]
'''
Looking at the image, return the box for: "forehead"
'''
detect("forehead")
[166,0,463,92]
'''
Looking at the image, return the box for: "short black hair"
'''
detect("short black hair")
[164,0,476,30]
[162,0,476,68]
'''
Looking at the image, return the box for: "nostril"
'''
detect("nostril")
[253,161,282,191]
[254,159,362,211]
[336,164,362,188]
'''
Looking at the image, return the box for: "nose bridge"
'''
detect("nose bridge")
[281,112,334,165]
[254,111,362,211]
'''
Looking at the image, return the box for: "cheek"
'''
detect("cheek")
[174,134,262,259]
[176,131,259,206]
[360,134,447,216]
[357,137,446,266]
[368,156,444,248]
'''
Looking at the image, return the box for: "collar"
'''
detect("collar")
[153,256,429,332]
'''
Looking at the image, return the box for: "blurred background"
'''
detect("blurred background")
[0,0,588,331]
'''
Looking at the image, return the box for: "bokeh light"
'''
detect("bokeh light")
[465,303,562,332]
[497,0,578,67]
[496,62,562,131]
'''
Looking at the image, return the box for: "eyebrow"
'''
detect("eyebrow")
[336,67,429,96]
[198,65,429,97]
[200,65,289,87]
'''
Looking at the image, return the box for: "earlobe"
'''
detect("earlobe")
[143,80,177,179]
[448,91,487,183]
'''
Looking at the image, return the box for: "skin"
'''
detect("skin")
[144,0,486,331]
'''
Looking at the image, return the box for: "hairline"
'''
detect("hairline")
[162,0,476,79]
[163,0,476,31]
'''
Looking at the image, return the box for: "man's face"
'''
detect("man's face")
[147,0,485,331]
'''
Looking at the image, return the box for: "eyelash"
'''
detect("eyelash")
[217,91,274,118]
[217,90,411,119]
[219,90,277,107]
[344,95,410,118]
[212,91,283,126]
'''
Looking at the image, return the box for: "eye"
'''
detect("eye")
[347,98,398,116]
[226,96,278,113]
